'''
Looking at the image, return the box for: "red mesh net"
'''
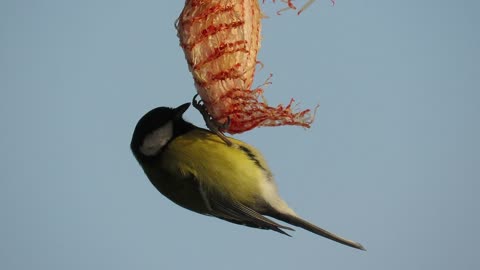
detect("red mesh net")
[266,0,335,15]
[177,0,318,134]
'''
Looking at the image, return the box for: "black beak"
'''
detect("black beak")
[174,102,190,118]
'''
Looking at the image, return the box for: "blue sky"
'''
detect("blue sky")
[1,1,479,269]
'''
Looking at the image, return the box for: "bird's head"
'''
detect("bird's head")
[130,102,191,160]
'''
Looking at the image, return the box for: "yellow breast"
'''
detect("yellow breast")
[160,129,271,205]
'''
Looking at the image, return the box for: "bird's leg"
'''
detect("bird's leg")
[192,94,233,146]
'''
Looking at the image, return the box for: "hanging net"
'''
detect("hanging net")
[177,0,325,134]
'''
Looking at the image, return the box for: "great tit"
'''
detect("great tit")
[130,103,365,250]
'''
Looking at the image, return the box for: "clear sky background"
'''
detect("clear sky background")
[1,1,479,269]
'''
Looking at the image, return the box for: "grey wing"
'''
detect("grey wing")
[201,186,294,236]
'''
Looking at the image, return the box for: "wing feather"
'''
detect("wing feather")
[201,185,294,236]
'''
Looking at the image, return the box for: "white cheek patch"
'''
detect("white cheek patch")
[139,121,173,156]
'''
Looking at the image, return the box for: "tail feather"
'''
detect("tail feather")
[271,212,366,251]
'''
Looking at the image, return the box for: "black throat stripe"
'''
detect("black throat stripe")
[238,145,266,171]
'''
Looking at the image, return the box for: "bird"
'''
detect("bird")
[130,102,365,250]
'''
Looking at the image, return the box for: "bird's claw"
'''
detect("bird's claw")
[192,94,233,146]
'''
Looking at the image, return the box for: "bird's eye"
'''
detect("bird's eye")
[139,121,173,156]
